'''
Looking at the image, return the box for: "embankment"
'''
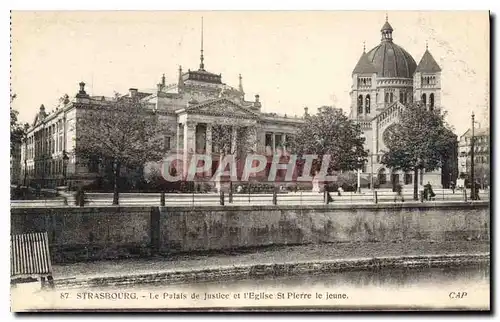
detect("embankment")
[11,202,490,263]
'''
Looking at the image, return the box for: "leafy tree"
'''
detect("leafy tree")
[381,102,457,200]
[10,93,27,155]
[474,163,490,188]
[289,106,367,176]
[209,123,258,192]
[75,96,168,204]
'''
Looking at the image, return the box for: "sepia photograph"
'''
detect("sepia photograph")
[9,10,490,312]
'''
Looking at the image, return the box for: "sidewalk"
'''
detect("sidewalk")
[53,241,489,282]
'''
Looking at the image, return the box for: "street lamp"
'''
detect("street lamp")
[357,156,363,194]
[62,150,69,187]
[470,112,478,200]
[367,149,374,191]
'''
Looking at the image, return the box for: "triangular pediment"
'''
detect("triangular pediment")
[32,114,39,127]
[186,98,259,118]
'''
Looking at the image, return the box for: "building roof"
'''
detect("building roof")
[461,127,490,138]
[352,52,378,75]
[183,69,222,84]
[415,49,442,73]
[366,41,417,78]
[380,21,394,32]
[365,19,417,78]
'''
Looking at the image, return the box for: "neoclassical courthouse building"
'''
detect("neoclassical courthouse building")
[19,16,455,189]
[19,27,303,188]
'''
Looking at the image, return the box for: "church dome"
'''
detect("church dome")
[365,19,417,78]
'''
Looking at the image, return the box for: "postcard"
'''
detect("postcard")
[10,10,490,312]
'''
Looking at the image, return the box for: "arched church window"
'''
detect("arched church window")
[365,95,371,114]
[385,93,389,103]
[399,92,404,103]
[422,93,427,106]
[357,95,363,115]
[390,93,394,103]
[429,93,435,110]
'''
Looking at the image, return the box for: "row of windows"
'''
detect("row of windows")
[476,156,489,164]
[422,76,437,86]
[23,159,67,177]
[357,95,371,114]
[376,170,416,185]
[465,136,489,144]
[193,74,220,82]
[357,91,413,115]
[421,93,435,109]
[358,77,372,87]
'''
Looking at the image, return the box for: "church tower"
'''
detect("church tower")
[350,43,378,120]
[413,45,442,111]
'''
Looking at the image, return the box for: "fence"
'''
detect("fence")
[10,188,490,208]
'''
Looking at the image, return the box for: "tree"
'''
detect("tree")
[474,163,490,189]
[75,96,168,204]
[381,102,457,200]
[10,93,26,156]
[209,123,257,192]
[289,106,367,176]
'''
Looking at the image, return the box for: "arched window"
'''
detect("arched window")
[404,92,408,103]
[429,93,435,110]
[422,93,427,106]
[399,92,404,103]
[378,168,387,185]
[385,93,389,103]
[365,95,371,114]
[390,93,394,103]
[357,95,363,115]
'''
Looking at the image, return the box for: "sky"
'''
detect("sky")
[11,11,490,135]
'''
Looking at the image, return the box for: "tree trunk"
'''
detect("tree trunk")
[413,168,419,201]
[113,162,121,205]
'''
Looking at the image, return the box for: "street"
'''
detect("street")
[10,188,490,208]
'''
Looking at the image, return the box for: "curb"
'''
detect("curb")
[55,253,490,289]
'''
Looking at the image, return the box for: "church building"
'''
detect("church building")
[349,16,454,189]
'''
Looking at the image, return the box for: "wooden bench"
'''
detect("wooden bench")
[10,232,54,289]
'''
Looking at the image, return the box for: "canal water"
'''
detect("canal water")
[12,263,490,311]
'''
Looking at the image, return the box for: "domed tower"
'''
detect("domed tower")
[351,16,417,119]
[413,44,442,111]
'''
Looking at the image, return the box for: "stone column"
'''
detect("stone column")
[272,133,276,153]
[205,123,213,177]
[183,120,196,177]
[249,126,258,152]
[231,126,238,155]
[176,123,183,153]
[205,123,212,156]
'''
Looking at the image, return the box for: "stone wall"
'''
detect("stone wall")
[11,207,152,262]
[159,203,490,253]
[11,202,489,262]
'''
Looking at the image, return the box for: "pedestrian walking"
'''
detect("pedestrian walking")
[474,181,481,200]
[337,186,343,196]
[450,181,456,194]
[326,191,334,204]
[424,182,435,201]
[394,182,404,202]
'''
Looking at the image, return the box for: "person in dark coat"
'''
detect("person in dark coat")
[474,181,481,200]
[394,182,404,202]
[424,182,435,201]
